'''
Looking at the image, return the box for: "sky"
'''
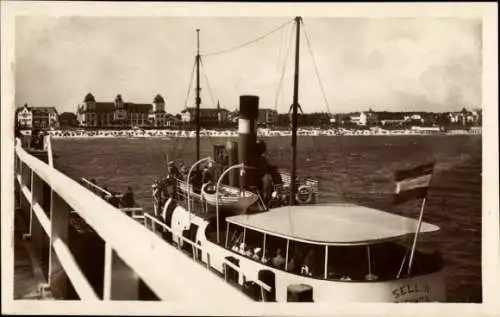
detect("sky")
[15,16,482,114]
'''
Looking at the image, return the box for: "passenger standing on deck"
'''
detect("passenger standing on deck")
[191,169,203,194]
[261,170,274,208]
[286,257,296,273]
[121,187,135,208]
[168,161,181,179]
[272,249,285,268]
[152,182,162,217]
[252,248,262,261]
[179,161,188,179]
[238,243,247,255]
[301,250,315,277]
[202,161,214,184]
[221,153,229,171]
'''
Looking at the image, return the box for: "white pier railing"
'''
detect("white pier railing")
[13,137,251,302]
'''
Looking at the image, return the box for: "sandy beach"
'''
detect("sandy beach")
[43,127,481,139]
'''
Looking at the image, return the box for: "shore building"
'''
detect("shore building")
[77,93,152,128]
[16,104,59,129]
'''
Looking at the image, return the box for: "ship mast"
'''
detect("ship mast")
[289,16,301,206]
[195,29,201,161]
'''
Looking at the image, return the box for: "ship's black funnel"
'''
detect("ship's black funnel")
[238,95,259,190]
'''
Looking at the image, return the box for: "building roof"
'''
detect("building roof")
[183,107,229,114]
[124,103,152,113]
[84,93,96,102]
[94,102,115,113]
[226,204,439,246]
[35,106,58,113]
[81,102,152,113]
[22,106,58,116]
[16,104,31,114]
[153,94,164,103]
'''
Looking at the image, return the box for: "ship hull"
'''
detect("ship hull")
[162,200,446,302]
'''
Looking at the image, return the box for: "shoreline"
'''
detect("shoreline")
[43,127,482,139]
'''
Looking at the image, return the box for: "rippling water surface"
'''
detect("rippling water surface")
[53,135,482,302]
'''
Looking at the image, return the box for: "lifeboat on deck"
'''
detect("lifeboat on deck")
[201,183,259,213]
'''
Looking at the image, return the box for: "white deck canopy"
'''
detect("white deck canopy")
[226,204,440,245]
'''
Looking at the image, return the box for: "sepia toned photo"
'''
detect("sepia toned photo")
[2,2,498,316]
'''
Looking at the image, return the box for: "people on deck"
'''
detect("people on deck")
[272,248,285,269]
[238,243,247,255]
[168,161,181,179]
[179,161,188,179]
[252,248,262,261]
[286,257,296,273]
[152,181,162,217]
[121,186,135,208]
[202,162,214,184]
[301,250,315,277]
[261,250,270,264]
[221,153,229,170]
[268,191,280,208]
[191,169,203,194]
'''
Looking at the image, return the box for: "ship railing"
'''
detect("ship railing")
[277,170,320,194]
[13,137,251,302]
[273,171,320,204]
[142,213,205,264]
[142,213,272,302]
[222,258,272,301]
[174,178,212,216]
[121,207,145,222]
[80,177,144,219]
[80,177,115,198]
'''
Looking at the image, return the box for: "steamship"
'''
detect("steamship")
[143,17,446,302]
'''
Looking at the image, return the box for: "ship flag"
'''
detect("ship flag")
[393,161,437,276]
[394,161,436,204]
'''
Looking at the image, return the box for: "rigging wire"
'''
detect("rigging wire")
[202,19,294,57]
[200,58,217,148]
[200,59,217,109]
[273,21,290,113]
[274,22,295,113]
[301,20,353,202]
[301,20,331,114]
[173,57,197,161]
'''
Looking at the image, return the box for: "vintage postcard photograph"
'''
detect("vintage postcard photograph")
[1,1,498,316]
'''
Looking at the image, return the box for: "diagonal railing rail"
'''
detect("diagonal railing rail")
[13,137,251,302]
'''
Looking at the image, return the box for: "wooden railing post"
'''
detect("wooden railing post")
[49,191,71,298]
[19,162,32,239]
[28,170,35,236]
[14,155,21,209]
[30,172,50,282]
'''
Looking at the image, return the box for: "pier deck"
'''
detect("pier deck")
[14,211,54,300]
